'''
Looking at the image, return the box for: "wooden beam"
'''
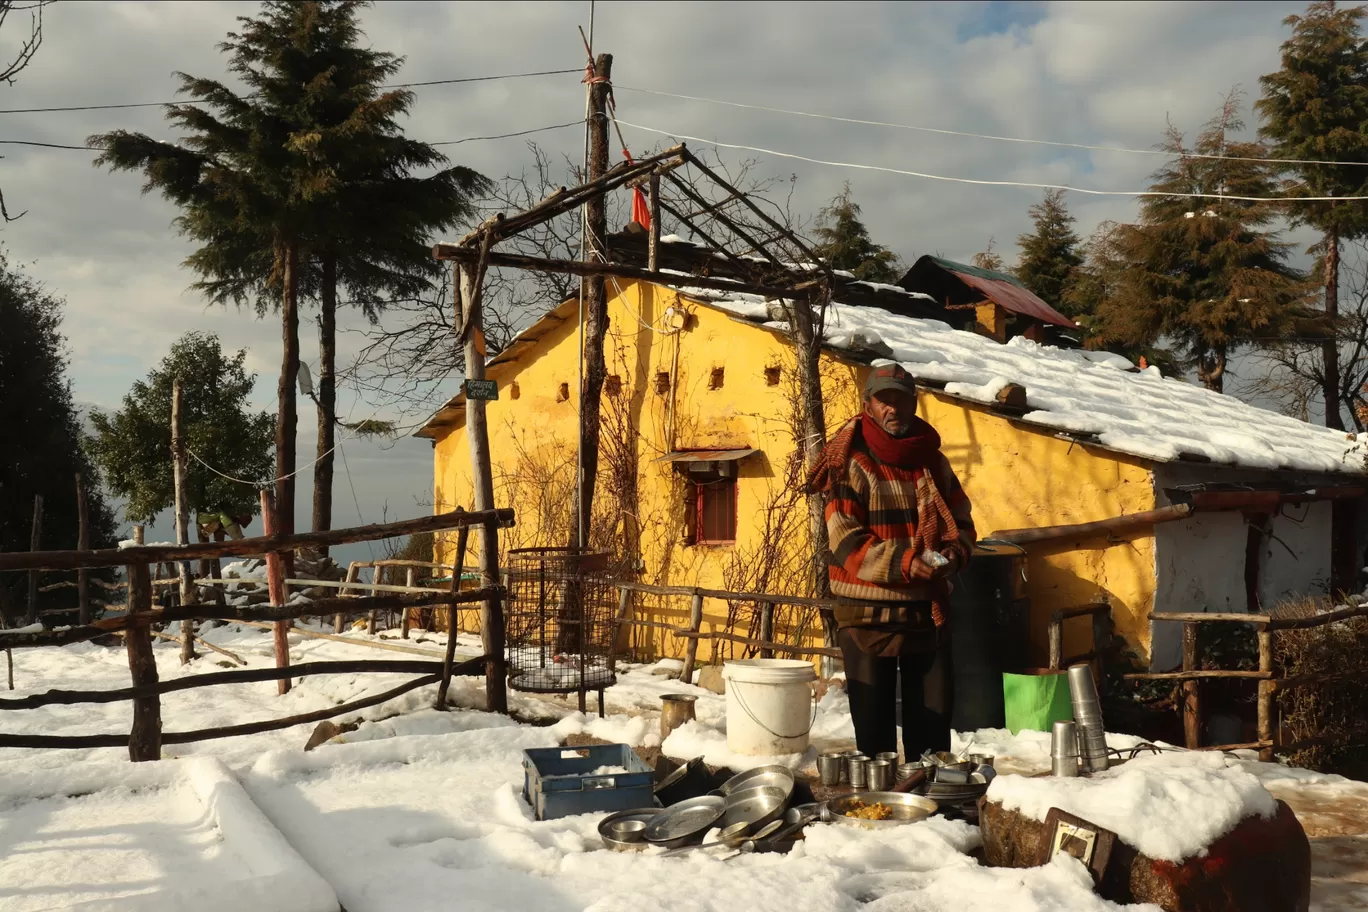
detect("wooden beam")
[0,507,514,572]
[171,379,196,665]
[437,515,470,710]
[647,173,661,271]
[1150,611,1273,625]
[991,504,1194,546]
[76,473,90,625]
[1182,621,1200,751]
[430,246,813,301]
[0,587,503,649]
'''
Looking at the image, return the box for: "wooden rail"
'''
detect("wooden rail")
[1135,606,1368,761]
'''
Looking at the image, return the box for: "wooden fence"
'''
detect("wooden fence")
[0,505,513,761]
[1122,606,1368,761]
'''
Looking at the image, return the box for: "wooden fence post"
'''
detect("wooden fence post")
[609,585,631,674]
[1182,621,1201,749]
[171,379,197,665]
[401,567,416,639]
[76,473,90,625]
[679,591,704,684]
[478,518,507,713]
[260,490,291,695]
[367,566,379,636]
[125,558,161,761]
[436,514,469,709]
[26,494,43,624]
[1257,626,1274,762]
[1047,613,1063,671]
[335,561,358,633]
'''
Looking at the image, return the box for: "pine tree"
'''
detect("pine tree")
[1016,189,1082,307]
[88,332,274,526]
[1092,93,1312,392]
[91,0,488,543]
[1258,0,1368,429]
[812,182,903,283]
[0,251,118,620]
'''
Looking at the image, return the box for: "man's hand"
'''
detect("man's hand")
[907,550,958,582]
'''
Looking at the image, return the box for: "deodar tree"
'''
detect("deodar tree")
[1092,92,1312,392]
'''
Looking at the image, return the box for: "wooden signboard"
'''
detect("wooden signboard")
[464,379,499,401]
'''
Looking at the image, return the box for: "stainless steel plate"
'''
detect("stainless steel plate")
[643,795,726,847]
[720,785,788,830]
[717,765,795,799]
[825,791,938,829]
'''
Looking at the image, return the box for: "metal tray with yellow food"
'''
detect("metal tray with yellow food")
[824,792,939,829]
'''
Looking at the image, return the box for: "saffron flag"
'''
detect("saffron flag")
[632,186,651,231]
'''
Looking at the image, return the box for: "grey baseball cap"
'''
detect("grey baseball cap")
[864,363,918,399]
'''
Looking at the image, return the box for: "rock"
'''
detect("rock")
[695,665,726,695]
[304,719,359,752]
[979,798,1311,912]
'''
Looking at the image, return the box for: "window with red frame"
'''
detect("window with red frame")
[694,477,737,544]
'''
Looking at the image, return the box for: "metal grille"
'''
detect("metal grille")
[505,548,618,708]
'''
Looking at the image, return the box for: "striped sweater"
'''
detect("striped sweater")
[824,437,975,626]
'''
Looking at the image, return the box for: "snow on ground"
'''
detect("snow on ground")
[0,756,335,912]
[1,628,1366,911]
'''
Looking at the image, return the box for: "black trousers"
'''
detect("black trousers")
[839,627,953,760]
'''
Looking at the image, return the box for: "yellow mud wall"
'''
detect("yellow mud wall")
[432,282,1161,665]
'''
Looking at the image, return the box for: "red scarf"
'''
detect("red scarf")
[861,412,942,468]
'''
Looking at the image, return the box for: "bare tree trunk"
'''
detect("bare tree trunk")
[785,292,832,613]
[567,52,613,555]
[276,239,300,558]
[26,495,42,625]
[1198,348,1226,393]
[171,380,196,664]
[1325,226,1344,430]
[312,248,337,550]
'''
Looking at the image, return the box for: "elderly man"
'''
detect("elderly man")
[806,363,975,761]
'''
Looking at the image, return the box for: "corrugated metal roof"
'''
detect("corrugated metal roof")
[922,257,1078,330]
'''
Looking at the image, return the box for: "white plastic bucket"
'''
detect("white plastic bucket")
[723,658,817,756]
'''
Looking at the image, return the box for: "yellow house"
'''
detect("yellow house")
[417,268,1365,670]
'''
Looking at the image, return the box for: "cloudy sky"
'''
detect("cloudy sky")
[1,0,1316,561]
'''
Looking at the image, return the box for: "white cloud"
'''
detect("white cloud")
[1,0,1319,531]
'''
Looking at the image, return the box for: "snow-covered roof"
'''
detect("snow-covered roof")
[679,285,1365,476]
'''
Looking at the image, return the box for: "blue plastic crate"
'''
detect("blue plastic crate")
[521,743,655,821]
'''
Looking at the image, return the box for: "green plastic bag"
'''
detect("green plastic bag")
[1002,670,1074,735]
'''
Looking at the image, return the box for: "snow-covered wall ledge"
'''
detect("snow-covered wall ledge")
[1150,464,1335,669]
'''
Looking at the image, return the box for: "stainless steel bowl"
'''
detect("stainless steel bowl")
[720,785,789,831]
[717,765,795,800]
[643,795,727,849]
[598,808,663,852]
[825,791,939,829]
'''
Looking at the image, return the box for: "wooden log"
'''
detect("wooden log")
[1051,603,1112,620]
[76,472,90,625]
[457,245,508,715]
[125,561,161,762]
[171,380,197,666]
[260,490,291,696]
[612,579,840,609]
[232,619,458,659]
[1193,740,1275,752]
[675,629,842,659]
[679,592,705,683]
[759,602,775,659]
[0,658,463,709]
[1182,622,1201,750]
[0,588,503,649]
[437,516,470,710]
[1123,670,1273,681]
[0,671,474,750]
[1266,604,1368,631]
[26,494,43,624]
[1150,611,1273,624]
[990,503,1194,546]
[0,507,514,572]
